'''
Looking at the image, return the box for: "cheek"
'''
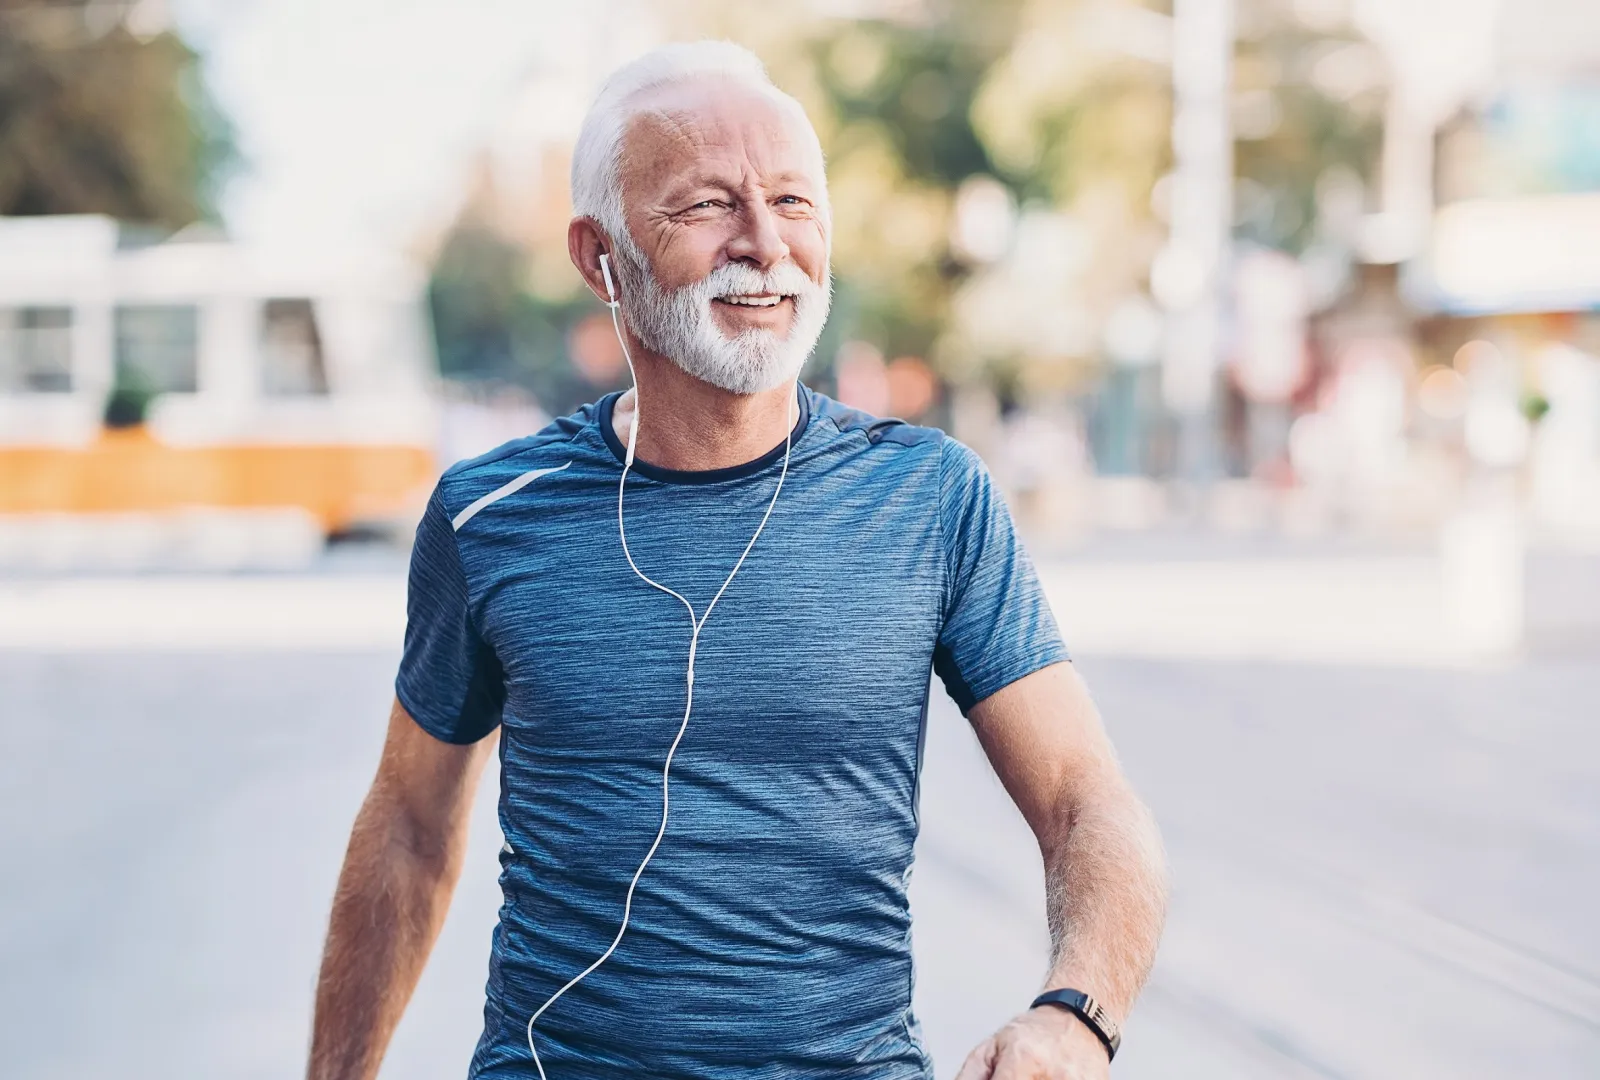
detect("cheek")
[787,220,831,282]
[651,226,725,290]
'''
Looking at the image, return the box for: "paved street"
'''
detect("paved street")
[2,565,1599,1078]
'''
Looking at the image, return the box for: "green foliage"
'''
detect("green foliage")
[428,220,624,414]
[0,7,237,227]
[428,223,524,382]
[1231,0,1384,252]
[799,2,1172,378]
[803,15,1021,362]
[426,0,1387,403]
[811,13,1018,190]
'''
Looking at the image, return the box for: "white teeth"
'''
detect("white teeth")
[719,295,783,307]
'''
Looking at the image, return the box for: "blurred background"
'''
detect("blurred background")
[2,0,1598,1076]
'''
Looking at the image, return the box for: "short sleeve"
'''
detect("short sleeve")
[933,438,1069,716]
[394,484,505,744]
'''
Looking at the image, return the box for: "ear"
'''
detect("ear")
[569,218,615,306]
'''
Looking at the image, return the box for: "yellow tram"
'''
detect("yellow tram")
[0,216,439,567]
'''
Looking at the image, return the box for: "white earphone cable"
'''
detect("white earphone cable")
[525,281,795,1079]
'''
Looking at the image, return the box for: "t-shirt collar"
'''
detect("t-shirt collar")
[596,383,812,485]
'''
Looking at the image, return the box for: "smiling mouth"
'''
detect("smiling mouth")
[714,294,792,308]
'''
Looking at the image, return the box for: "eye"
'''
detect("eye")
[690,199,721,210]
[777,195,805,205]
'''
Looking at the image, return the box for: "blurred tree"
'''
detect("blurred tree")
[729,0,1382,394]
[678,0,1175,393]
[428,220,524,385]
[0,0,236,227]
[1230,0,1385,254]
[428,204,624,415]
[423,0,1387,418]
[803,8,1022,365]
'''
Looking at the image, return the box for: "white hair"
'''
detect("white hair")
[570,40,824,247]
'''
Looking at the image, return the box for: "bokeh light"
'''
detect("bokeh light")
[1417,363,1469,419]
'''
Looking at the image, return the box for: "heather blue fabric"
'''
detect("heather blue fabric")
[397,385,1068,1079]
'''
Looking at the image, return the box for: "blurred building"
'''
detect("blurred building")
[1176,0,1600,542]
[1399,0,1600,540]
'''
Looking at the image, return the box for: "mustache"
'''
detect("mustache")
[679,261,826,305]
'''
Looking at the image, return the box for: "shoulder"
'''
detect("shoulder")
[935,435,990,489]
[804,388,991,487]
[805,387,946,453]
[434,398,604,517]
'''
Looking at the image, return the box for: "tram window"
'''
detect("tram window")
[0,306,73,392]
[115,305,199,393]
[261,298,328,395]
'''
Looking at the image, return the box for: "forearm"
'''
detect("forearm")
[1039,780,1168,1020]
[961,665,1166,1076]
[307,789,466,1080]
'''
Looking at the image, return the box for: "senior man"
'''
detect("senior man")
[308,41,1166,1080]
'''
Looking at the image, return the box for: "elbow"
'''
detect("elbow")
[1105,778,1167,890]
[354,780,470,886]
[1053,777,1170,910]
[1128,788,1170,915]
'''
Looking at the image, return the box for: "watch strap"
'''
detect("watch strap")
[1030,988,1121,1061]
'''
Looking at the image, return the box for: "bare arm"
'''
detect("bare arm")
[306,698,497,1080]
[957,662,1168,1080]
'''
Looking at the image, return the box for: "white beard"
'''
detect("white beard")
[611,241,831,395]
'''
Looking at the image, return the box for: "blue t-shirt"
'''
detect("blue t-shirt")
[398,386,1067,1079]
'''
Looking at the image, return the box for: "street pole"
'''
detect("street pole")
[1159,0,1234,484]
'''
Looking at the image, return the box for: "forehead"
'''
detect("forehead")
[618,79,824,197]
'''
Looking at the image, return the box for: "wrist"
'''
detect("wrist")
[1030,988,1121,1061]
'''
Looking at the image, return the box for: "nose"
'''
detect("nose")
[726,199,790,271]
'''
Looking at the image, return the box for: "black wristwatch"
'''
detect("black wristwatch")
[1030,988,1121,1061]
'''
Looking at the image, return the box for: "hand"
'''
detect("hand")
[955,1006,1112,1080]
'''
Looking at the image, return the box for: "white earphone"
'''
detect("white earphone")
[599,251,619,308]
[523,247,796,1079]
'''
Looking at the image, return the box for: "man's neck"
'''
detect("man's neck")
[611,351,797,473]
